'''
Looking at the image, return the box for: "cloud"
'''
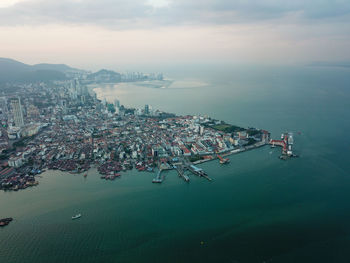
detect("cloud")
[1,0,349,66]
[0,0,349,29]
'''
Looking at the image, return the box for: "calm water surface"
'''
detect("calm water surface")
[1,65,350,263]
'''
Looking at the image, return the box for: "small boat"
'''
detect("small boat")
[0,218,13,227]
[83,173,87,177]
[72,214,81,220]
[219,158,230,164]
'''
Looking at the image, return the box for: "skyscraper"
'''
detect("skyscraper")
[10,97,24,127]
[0,97,8,119]
[114,99,120,109]
[144,104,149,115]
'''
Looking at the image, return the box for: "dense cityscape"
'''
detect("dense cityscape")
[0,70,271,192]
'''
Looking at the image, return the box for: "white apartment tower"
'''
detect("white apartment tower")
[10,97,24,127]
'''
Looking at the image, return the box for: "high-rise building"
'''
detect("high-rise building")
[144,104,149,115]
[70,80,78,100]
[0,97,8,119]
[114,99,120,109]
[200,125,205,135]
[81,95,86,105]
[10,97,24,127]
[60,100,68,114]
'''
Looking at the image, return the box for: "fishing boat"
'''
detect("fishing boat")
[0,218,13,227]
[72,214,81,220]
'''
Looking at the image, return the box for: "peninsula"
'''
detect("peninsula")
[0,59,272,191]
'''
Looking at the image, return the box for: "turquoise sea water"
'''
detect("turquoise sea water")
[1,65,350,262]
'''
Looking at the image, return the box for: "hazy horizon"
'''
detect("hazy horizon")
[0,0,349,70]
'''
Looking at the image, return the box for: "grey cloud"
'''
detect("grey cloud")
[0,0,151,27]
[0,0,349,28]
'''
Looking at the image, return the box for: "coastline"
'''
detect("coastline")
[192,141,268,165]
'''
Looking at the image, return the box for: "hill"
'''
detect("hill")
[32,63,77,72]
[0,58,82,83]
[88,69,121,83]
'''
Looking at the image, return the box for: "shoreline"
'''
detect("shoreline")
[0,141,269,192]
[192,141,268,165]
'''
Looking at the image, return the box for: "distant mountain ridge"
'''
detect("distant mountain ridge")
[0,57,84,83]
[32,63,77,72]
[88,69,121,83]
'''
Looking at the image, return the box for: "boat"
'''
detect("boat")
[72,214,81,220]
[219,158,230,164]
[83,173,87,177]
[152,178,163,183]
[0,218,13,227]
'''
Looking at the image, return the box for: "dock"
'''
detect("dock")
[152,169,163,183]
[187,164,212,181]
[151,159,211,184]
[269,132,296,159]
[174,164,189,182]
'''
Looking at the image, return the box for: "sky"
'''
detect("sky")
[0,0,349,70]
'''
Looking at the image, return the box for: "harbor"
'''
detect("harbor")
[269,132,299,160]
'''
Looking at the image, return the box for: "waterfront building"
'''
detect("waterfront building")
[10,97,24,127]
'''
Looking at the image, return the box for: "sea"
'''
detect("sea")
[1,64,350,263]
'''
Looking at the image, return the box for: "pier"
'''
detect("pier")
[269,132,297,159]
[151,158,211,184]
[187,164,212,181]
[152,169,164,183]
[174,164,190,182]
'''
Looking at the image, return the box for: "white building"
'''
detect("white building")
[10,97,24,127]
[8,156,23,168]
